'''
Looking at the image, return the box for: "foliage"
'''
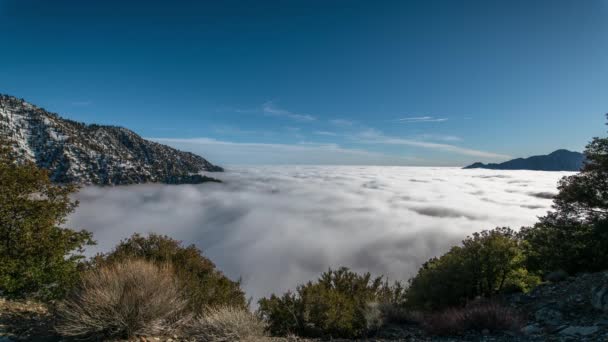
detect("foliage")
[521,114,608,274]
[0,141,94,300]
[95,233,246,312]
[422,300,524,336]
[184,306,267,342]
[405,227,538,311]
[55,259,186,339]
[258,267,406,339]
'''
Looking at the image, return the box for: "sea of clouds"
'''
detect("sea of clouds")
[67,166,571,302]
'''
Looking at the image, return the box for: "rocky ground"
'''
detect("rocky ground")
[0,299,55,342]
[505,271,608,341]
[2,271,607,341]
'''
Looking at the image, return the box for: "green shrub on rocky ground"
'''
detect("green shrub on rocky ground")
[94,233,247,313]
[405,227,539,311]
[258,267,406,339]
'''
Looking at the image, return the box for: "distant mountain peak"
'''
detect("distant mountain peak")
[464,149,584,171]
[0,94,223,185]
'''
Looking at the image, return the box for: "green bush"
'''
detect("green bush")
[405,227,538,311]
[521,117,608,274]
[258,267,405,339]
[520,221,607,275]
[0,141,94,300]
[94,233,246,312]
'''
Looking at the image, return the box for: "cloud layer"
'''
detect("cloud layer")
[68,167,570,302]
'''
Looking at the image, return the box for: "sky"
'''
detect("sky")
[1,0,607,166]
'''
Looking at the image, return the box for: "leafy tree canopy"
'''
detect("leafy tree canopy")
[522,114,608,274]
[0,140,94,300]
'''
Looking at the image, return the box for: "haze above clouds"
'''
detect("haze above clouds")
[68,167,570,301]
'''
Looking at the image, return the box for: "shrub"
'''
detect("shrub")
[423,300,524,336]
[55,259,186,339]
[95,233,246,312]
[405,227,539,311]
[376,302,423,325]
[258,267,406,339]
[521,221,608,275]
[0,141,94,300]
[521,115,608,274]
[184,306,267,342]
[545,270,569,283]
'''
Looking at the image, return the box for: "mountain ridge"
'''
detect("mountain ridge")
[464,149,585,171]
[0,94,223,185]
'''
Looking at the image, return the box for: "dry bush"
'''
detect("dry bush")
[363,302,384,332]
[423,301,523,336]
[55,259,187,339]
[184,306,267,342]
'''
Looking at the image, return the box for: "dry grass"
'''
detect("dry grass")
[423,300,524,336]
[184,306,268,342]
[55,259,187,339]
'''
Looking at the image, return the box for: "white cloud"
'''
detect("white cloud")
[397,116,448,123]
[262,101,316,122]
[357,129,510,159]
[68,167,570,303]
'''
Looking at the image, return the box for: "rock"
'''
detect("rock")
[559,325,600,337]
[591,282,608,312]
[521,324,543,336]
[534,307,563,326]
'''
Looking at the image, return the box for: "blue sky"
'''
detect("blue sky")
[1,0,607,166]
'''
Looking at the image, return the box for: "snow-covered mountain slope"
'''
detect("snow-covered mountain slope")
[0,94,223,185]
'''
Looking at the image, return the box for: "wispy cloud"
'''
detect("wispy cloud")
[396,116,448,123]
[212,126,275,136]
[153,137,416,165]
[329,119,355,126]
[416,134,463,142]
[314,131,338,136]
[357,129,510,159]
[263,101,316,122]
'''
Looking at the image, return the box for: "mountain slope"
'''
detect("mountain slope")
[0,94,223,185]
[464,149,585,171]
